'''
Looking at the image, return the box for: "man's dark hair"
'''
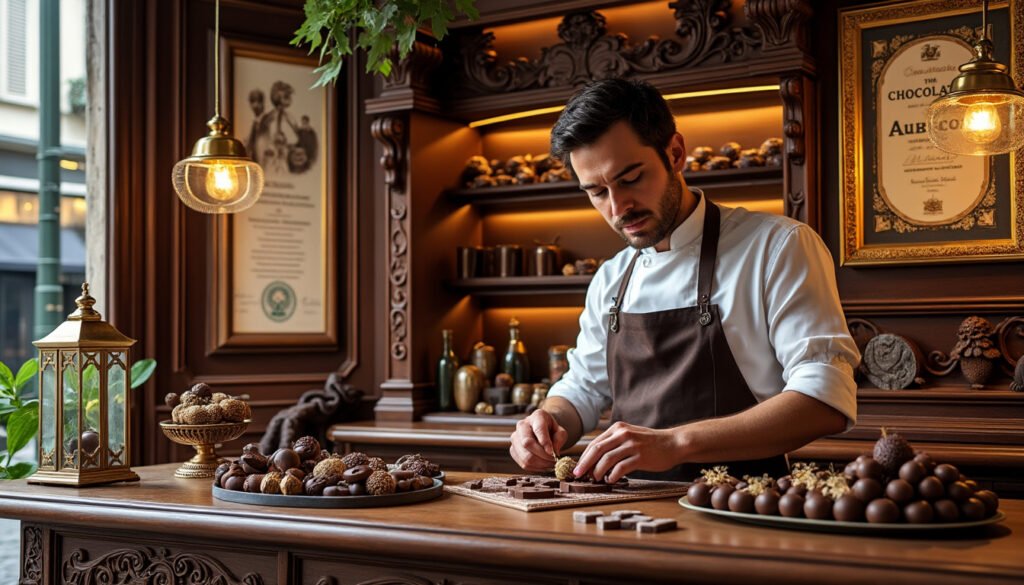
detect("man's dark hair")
[550,79,676,175]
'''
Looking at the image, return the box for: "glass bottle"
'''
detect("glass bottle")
[437,329,459,411]
[502,317,530,384]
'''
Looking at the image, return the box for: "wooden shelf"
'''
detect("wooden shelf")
[448,166,783,209]
[452,274,592,296]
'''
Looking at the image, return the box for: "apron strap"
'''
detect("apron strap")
[609,249,641,334]
[697,200,720,327]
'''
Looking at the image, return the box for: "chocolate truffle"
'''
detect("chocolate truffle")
[946,481,973,503]
[280,474,303,495]
[728,490,755,514]
[856,458,884,481]
[803,493,833,520]
[323,485,349,497]
[240,452,269,475]
[918,476,945,501]
[776,476,793,492]
[898,460,927,485]
[270,448,301,473]
[243,473,265,493]
[242,442,262,456]
[343,464,373,484]
[710,484,735,511]
[852,478,883,502]
[224,474,245,491]
[779,493,805,518]
[754,489,781,516]
[833,495,866,522]
[933,499,960,523]
[913,452,936,472]
[873,430,914,478]
[260,472,283,494]
[865,498,900,523]
[341,451,370,469]
[903,500,934,524]
[786,485,808,497]
[933,463,960,484]
[885,479,914,505]
[313,457,347,479]
[843,461,858,480]
[348,482,367,496]
[687,482,712,507]
[214,462,232,486]
[366,470,397,496]
[960,497,986,521]
[285,467,305,481]
[292,436,321,461]
[974,490,999,516]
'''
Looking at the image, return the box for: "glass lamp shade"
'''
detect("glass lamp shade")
[172,115,264,213]
[928,90,1024,155]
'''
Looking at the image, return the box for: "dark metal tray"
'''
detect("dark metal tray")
[212,478,443,508]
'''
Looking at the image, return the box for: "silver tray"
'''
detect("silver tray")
[679,496,1006,535]
[213,478,443,508]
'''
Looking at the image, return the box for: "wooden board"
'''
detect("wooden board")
[445,475,690,512]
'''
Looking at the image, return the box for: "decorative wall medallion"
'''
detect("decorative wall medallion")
[20,525,42,585]
[862,333,925,390]
[62,547,264,585]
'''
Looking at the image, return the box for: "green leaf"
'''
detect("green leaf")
[14,359,38,391]
[131,359,157,389]
[5,461,37,479]
[6,403,39,456]
[0,362,13,393]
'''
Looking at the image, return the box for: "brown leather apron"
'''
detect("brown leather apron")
[607,199,788,482]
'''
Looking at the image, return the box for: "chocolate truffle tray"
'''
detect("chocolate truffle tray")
[212,478,443,509]
[679,496,1005,535]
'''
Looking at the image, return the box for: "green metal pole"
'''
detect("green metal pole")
[35,0,62,340]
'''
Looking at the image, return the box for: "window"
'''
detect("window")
[0,0,39,105]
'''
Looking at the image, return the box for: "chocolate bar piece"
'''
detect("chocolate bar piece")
[572,511,605,524]
[560,481,613,494]
[636,518,678,533]
[518,481,535,487]
[611,509,644,518]
[619,515,653,530]
[540,479,561,488]
[596,516,622,530]
[465,480,483,490]
[504,478,518,486]
[509,486,558,499]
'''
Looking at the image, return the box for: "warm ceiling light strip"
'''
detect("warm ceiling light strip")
[468,84,781,128]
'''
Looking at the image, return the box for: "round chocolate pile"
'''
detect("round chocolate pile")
[213,438,440,497]
[687,431,1000,524]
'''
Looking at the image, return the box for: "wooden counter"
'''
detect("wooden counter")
[2,464,1021,584]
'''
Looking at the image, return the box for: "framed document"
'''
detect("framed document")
[211,38,337,351]
[839,0,1024,265]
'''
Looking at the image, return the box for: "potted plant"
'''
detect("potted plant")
[292,0,478,85]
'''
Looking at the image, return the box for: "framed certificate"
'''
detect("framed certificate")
[839,0,1024,265]
[210,38,337,351]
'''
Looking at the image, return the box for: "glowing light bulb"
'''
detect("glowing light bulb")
[962,102,1002,144]
[205,163,240,201]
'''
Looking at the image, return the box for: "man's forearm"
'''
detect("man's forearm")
[542,396,585,452]
[675,391,847,464]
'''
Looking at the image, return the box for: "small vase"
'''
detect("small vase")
[960,357,994,389]
[453,365,486,413]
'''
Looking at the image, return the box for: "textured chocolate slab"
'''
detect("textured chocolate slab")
[573,511,605,524]
[509,486,559,499]
[445,475,690,512]
[560,481,613,494]
[637,518,678,533]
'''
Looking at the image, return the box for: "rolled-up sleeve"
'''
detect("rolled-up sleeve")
[764,225,860,429]
[546,264,614,433]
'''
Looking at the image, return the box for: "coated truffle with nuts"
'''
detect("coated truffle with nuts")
[166,384,252,424]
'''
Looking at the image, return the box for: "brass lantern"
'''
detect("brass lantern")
[30,283,140,486]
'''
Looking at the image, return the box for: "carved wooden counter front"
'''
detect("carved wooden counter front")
[3,465,1022,584]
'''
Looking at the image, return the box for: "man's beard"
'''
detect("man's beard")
[614,173,683,249]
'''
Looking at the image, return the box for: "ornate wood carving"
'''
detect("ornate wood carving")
[862,333,925,390]
[450,4,763,95]
[1012,356,1024,392]
[259,373,364,453]
[779,76,806,166]
[926,316,1004,388]
[745,0,812,52]
[62,547,265,585]
[384,36,444,92]
[19,525,42,585]
[372,115,411,372]
[995,316,1024,373]
[356,577,440,585]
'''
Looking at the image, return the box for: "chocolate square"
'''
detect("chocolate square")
[636,518,678,533]
[619,515,653,530]
[572,511,605,524]
[596,516,622,530]
[509,486,558,499]
[611,509,644,518]
[560,481,613,494]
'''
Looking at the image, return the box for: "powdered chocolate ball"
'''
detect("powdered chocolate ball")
[367,456,388,472]
[280,473,303,495]
[211,392,230,404]
[260,472,283,494]
[165,392,180,408]
[366,470,397,496]
[220,399,250,423]
[190,382,213,398]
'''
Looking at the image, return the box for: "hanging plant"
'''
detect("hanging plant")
[293,0,479,86]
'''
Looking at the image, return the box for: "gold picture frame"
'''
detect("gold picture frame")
[839,0,1024,265]
[210,38,338,352]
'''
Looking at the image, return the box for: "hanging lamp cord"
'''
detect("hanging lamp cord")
[981,0,989,42]
[214,0,221,118]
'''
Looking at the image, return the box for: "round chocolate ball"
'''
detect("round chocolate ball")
[80,430,100,454]
[270,448,301,473]
[960,497,986,521]
[728,489,756,514]
[776,476,793,492]
[224,475,245,491]
[856,454,872,464]
[833,495,866,522]
[852,478,883,502]
[687,482,712,508]
[964,479,980,491]
[903,500,934,524]
[786,484,808,497]
[754,489,781,515]
[885,479,914,505]
[843,461,858,480]
[933,463,960,484]
[804,493,834,520]
[856,458,884,481]
[913,452,936,472]
[779,493,805,518]
[933,499,960,523]
[974,490,999,516]
[711,484,735,511]
[396,479,411,492]
[348,482,367,496]
[898,460,926,485]
[214,462,231,486]
[947,481,973,503]
[918,476,945,501]
[323,485,349,497]
[865,498,900,524]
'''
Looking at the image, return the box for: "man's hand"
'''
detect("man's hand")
[575,421,683,483]
[510,409,569,471]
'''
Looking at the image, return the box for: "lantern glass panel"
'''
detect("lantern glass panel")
[61,355,79,470]
[82,357,101,468]
[107,355,126,467]
[40,358,56,469]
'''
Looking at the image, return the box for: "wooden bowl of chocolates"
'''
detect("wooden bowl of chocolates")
[680,430,1005,535]
[211,439,444,508]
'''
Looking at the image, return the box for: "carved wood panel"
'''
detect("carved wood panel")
[19,525,42,585]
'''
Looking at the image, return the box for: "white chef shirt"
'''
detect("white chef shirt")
[548,189,860,433]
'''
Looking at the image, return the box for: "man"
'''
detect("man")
[509,79,859,483]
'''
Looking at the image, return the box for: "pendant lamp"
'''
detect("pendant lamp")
[927,0,1024,156]
[171,0,263,213]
